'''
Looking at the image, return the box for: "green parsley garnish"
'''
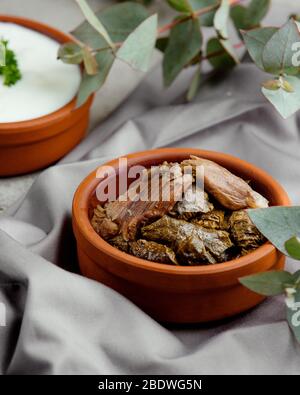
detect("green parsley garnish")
[0,40,22,87]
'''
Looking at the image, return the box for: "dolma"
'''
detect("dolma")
[193,209,228,230]
[229,210,265,250]
[110,235,130,253]
[141,216,233,264]
[130,239,178,265]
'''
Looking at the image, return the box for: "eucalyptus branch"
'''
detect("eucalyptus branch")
[59,0,300,119]
[158,3,220,35]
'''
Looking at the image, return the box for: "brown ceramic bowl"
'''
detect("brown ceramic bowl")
[0,15,93,176]
[72,148,290,323]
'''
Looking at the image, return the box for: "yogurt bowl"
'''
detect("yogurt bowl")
[72,148,291,323]
[0,15,93,176]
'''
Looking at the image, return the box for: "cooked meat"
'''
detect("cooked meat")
[193,209,228,230]
[91,205,119,240]
[130,239,178,265]
[102,163,193,240]
[229,210,265,249]
[91,157,267,266]
[175,187,214,219]
[141,216,233,264]
[181,156,269,210]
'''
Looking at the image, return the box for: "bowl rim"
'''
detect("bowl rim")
[72,148,291,276]
[0,14,82,132]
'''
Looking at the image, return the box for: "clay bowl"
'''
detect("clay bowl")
[0,15,93,176]
[72,148,290,323]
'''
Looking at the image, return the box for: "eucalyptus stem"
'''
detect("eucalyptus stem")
[203,41,244,61]
[91,0,245,56]
[158,0,243,35]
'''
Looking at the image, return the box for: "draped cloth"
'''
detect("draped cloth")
[0,0,299,374]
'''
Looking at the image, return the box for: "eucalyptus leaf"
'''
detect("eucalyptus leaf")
[231,0,270,32]
[281,79,294,93]
[262,75,300,119]
[220,39,239,64]
[246,0,270,26]
[293,270,300,283]
[285,237,300,260]
[58,43,83,65]
[0,41,6,67]
[189,0,218,27]
[73,2,149,48]
[262,79,280,91]
[82,47,98,75]
[117,14,157,72]
[187,66,201,101]
[262,19,300,76]
[248,207,300,254]
[214,0,230,40]
[230,5,248,31]
[241,27,277,70]
[167,0,192,13]
[239,271,294,296]
[75,0,114,49]
[287,290,300,343]
[77,50,114,107]
[156,37,169,53]
[206,37,237,70]
[163,18,202,87]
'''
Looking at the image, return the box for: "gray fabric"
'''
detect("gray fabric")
[1,0,300,375]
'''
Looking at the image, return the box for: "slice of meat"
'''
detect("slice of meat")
[141,215,233,264]
[181,156,269,210]
[93,163,193,241]
[129,239,178,265]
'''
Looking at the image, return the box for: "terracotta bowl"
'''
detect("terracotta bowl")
[0,15,93,176]
[72,148,290,323]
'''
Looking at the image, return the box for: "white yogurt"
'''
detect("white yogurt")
[0,22,81,123]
